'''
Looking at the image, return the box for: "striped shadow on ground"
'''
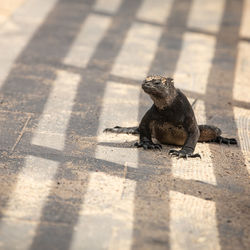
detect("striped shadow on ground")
[0,70,81,249]
[70,81,140,249]
[111,22,162,80]
[169,0,225,248]
[0,156,58,250]
[240,0,250,39]
[95,81,140,167]
[174,32,216,94]
[234,107,250,174]
[0,0,247,249]
[63,14,112,68]
[32,70,81,150]
[233,37,250,172]
[136,0,174,24]
[187,0,225,33]
[0,0,58,89]
[170,100,220,250]
[171,99,217,186]
[70,172,136,250]
[233,41,250,104]
[170,191,220,250]
[93,0,122,14]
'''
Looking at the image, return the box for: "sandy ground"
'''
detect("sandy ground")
[0,0,249,250]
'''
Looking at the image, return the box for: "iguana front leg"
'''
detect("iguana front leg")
[169,148,201,158]
[135,108,162,150]
[169,122,201,158]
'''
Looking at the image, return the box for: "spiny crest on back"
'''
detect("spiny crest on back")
[145,75,174,85]
[165,77,174,85]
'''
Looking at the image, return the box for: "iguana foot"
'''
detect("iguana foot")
[135,141,162,150]
[169,149,201,159]
[212,136,237,145]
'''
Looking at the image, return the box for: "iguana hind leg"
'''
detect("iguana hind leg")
[198,125,237,145]
[211,136,237,145]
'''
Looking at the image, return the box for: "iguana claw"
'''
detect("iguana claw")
[135,141,162,150]
[169,149,201,159]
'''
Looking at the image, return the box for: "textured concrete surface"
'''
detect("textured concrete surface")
[0,0,249,250]
[0,0,27,25]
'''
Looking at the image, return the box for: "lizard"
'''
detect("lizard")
[104,75,237,158]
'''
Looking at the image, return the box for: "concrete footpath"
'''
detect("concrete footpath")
[0,0,27,25]
[0,0,249,249]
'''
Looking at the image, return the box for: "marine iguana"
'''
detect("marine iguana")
[104,75,237,158]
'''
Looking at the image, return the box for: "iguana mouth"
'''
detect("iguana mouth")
[143,82,165,96]
[142,81,157,89]
[142,83,151,90]
[142,84,159,95]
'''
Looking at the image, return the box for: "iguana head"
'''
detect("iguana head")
[142,75,177,109]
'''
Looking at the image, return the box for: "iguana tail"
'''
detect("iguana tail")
[104,126,139,135]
